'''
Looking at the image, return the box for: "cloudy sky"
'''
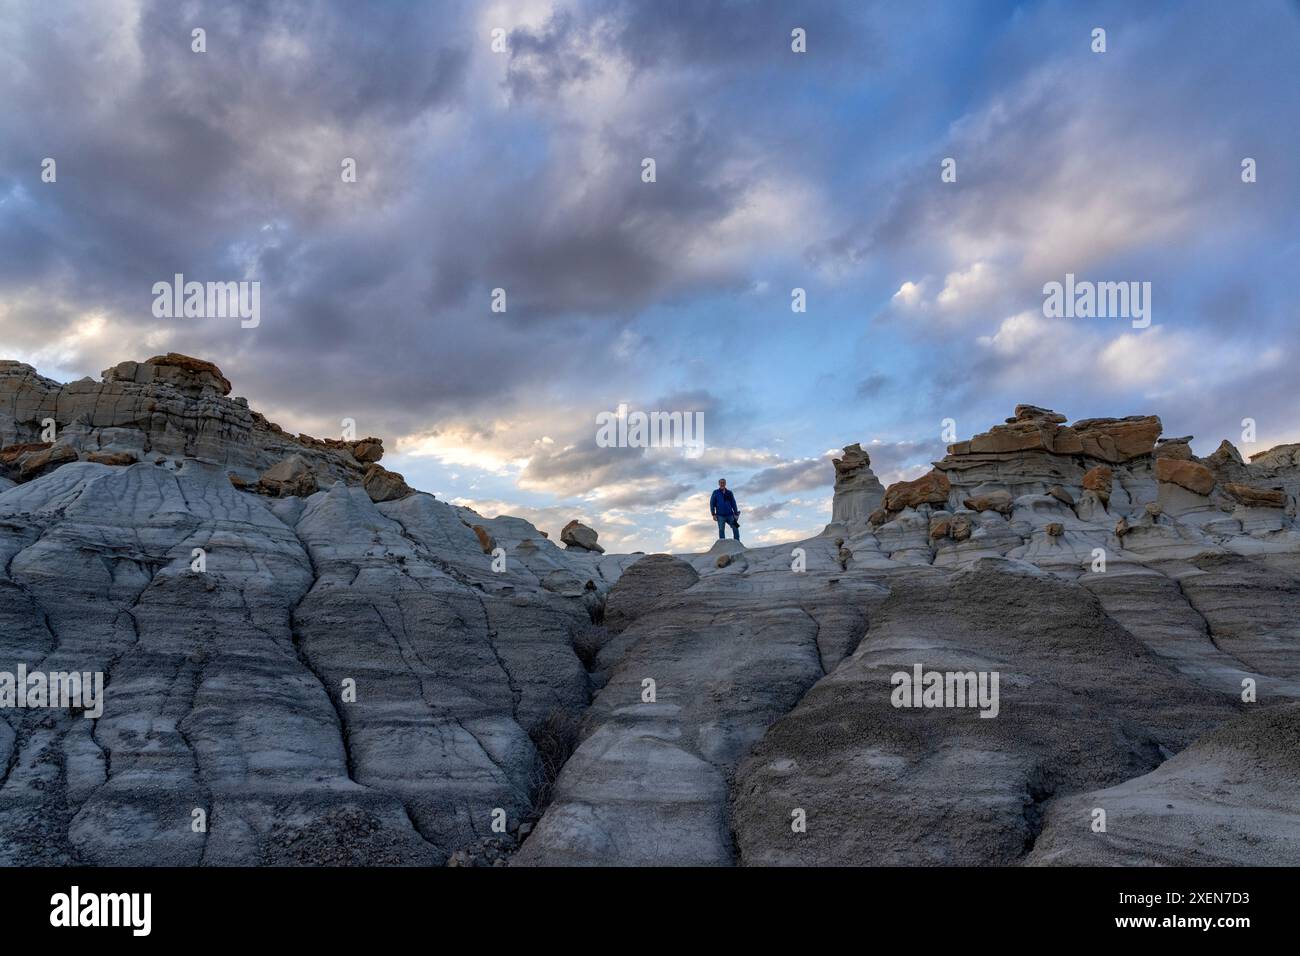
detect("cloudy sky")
[2,0,1297,552]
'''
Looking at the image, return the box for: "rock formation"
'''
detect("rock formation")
[0,353,404,503]
[829,443,885,524]
[1,363,1297,868]
[560,519,604,553]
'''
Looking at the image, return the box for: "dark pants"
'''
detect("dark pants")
[716,515,739,540]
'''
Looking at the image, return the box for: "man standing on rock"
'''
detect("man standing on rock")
[710,478,741,541]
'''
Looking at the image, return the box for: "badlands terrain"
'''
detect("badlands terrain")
[0,354,1296,866]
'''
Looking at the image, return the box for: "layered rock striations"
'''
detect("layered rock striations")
[1,362,1296,867]
[829,443,885,525]
[0,353,409,503]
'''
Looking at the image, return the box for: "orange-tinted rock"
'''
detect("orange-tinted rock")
[1222,483,1287,508]
[19,443,77,480]
[1154,458,1215,496]
[1071,416,1162,463]
[1081,465,1114,498]
[471,525,496,553]
[363,464,414,502]
[0,441,51,465]
[1153,437,1194,460]
[84,450,137,466]
[968,420,1057,454]
[104,353,233,396]
[1050,426,1083,455]
[144,353,232,393]
[1012,404,1068,424]
[350,439,384,463]
[883,470,950,512]
[1205,440,1245,469]
[561,520,605,553]
[962,490,1013,515]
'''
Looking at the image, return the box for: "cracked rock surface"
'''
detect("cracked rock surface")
[1,363,1297,866]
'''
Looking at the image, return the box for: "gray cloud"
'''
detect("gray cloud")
[506,0,878,99]
[746,500,789,521]
[742,457,829,495]
[1,0,829,441]
[3,0,1297,552]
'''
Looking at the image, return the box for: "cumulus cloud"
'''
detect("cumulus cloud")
[3,0,1296,550]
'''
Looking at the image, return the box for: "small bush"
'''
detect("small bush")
[529,709,582,812]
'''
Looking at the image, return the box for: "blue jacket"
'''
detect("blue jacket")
[710,488,739,518]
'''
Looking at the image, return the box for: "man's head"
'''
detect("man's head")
[718,479,727,489]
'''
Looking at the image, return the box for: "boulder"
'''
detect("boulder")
[883,470,950,512]
[1154,436,1194,460]
[1154,457,1215,496]
[0,441,51,466]
[1046,484,1075,506]
[362,464,414,502]
[1080,464,1114,500]
[258,454,319,498]
[84,450,138,466]
[350,439,384,463]
[962,489,1013,515]
[968,419,1057,454]
[1070,415,1162,463]
[560,519,605,553]
[1222,482,1287,509]
[1011,404,1068,424]
[18,442,78,480]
